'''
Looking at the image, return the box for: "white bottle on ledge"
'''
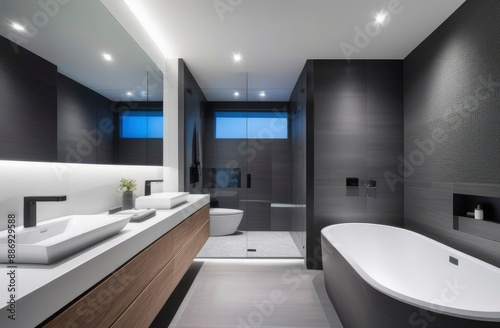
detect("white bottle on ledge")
[474,205,484,220]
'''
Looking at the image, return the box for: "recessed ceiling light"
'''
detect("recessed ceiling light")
[11,22,25,32]
[259,91,266,97]
[375,11,387,25]
[102,53,113,61]
[126,91,133,96]
[233,53,242,63]
[234,91,240,97]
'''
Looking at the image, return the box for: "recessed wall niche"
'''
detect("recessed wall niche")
[453,193,500,242]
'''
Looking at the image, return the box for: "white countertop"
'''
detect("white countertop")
[0,194,209,328]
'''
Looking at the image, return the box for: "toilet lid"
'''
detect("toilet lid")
[210,208,243,215]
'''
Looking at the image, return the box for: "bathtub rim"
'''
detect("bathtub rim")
[321,223,500,322]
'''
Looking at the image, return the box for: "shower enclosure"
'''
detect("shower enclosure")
[198,103,302,258]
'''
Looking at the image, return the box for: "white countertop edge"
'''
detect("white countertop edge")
[0,194,209,328]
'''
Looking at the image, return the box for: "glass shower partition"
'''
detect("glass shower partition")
[200,107,299,258]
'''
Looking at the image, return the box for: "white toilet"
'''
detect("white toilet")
[209,208,244,236]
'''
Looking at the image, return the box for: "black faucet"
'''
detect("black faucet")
[24,196,67,228]
[145,180,163,196]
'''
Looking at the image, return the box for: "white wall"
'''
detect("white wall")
[0,161,162,230]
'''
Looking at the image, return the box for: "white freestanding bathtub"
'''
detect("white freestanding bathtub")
[321,223,500,328]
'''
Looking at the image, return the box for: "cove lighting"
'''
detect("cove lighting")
[124,0,172,58]
[11,22,26,32]
[194,258,304,265]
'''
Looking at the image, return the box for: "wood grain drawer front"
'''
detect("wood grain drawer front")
[174,220,210,282]
[174,205,209,246]
[43,205,209,328]
[111,220,209,328]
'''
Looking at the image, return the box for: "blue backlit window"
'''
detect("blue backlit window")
[215,111,288,139]
[120,111,163,138]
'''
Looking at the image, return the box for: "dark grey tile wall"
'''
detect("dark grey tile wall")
[57,74,114,164]
[95,93,114,164]
[404,0,500,267]
[0,35,57,162]
[117,139,148,165]
[182,60,207,193]
[114,102,163,166]
[306,60,404,269]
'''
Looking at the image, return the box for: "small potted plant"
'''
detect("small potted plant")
[119,178,137,210]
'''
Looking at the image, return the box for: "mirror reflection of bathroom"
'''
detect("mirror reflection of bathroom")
[185,82,306,259]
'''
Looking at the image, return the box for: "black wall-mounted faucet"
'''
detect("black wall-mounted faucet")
[23,196,67,228]
[145,180,163,196]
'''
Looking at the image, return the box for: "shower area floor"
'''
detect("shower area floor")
[197,231,302,258]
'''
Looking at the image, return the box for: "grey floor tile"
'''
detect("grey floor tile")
[168,260,344,328]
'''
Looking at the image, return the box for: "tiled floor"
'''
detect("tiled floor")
[168,259,344,328]
[196,231,303,258]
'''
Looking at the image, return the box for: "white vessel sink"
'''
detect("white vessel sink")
[0,214,131,264]
[135,192,189,209]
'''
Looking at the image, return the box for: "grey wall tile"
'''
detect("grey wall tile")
[307,60,404,268]
[404,0,500,267]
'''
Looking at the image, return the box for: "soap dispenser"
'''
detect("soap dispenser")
[474,205,484,220]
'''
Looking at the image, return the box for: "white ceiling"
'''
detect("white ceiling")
[118,0,466,101]
[0,0,162,102]
[0,0,466,103]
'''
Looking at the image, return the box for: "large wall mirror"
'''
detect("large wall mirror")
[0,0,163,165]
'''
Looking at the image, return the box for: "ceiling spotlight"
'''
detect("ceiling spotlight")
[375,11,387,25]
[11,22,25,32]
[126,91,133,96]
[233,53,242,63]
[234,91,240,97]
[259,91,266,97]
[102,53,113,61]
